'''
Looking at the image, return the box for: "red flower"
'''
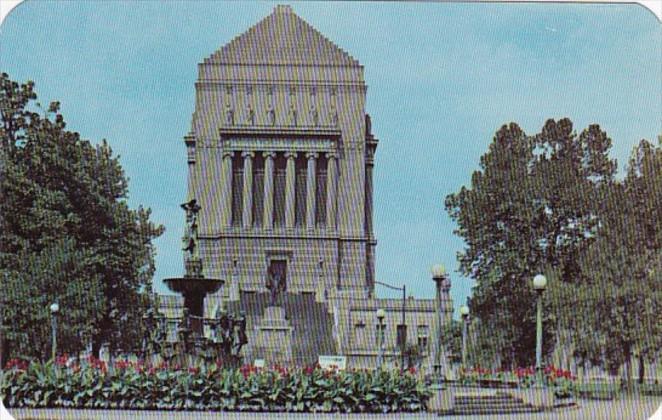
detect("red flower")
[239,364,256,379]
[188,366,200,374]
[4,358,28,371]
[55,354,68,367]
[113,360,131,370]
[408,366,417,375]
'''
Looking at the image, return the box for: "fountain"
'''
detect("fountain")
[154,199,246,367]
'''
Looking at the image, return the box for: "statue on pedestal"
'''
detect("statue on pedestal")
[232,312,248,356]
[266,266,286,306]
[181,199,201,260]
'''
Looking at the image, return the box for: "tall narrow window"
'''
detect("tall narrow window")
[252,155,264,227]
[231,153,243,226]
[273,154,287,227]
[295,157,307,227]
[315,156,327,226]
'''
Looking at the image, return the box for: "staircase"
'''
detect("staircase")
[227,292,336,366]
[453,391,541,415]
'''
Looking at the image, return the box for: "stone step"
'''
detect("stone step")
[453,407,541,415]
[455,395,521,402]
[452,393,540,415]
[454,402,534,410]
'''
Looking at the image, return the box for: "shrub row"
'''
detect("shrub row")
[457,365,576,398]
[1,357,431,413]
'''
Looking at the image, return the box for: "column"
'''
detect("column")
[325,152,338,230]
[305,152,318,230]
[263,151,276,230]
[241,152,254,228]
[284,152,297,229]
[220,151,233,228]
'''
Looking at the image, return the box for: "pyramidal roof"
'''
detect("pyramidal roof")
[205,5,360,67]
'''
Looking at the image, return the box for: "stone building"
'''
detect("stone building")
[159,5,453,371]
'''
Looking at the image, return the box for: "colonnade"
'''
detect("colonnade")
[218,150,338,230]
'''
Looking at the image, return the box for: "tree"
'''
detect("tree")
[445,119,616,367]
[0,73,164,360]
[575,138,662,387]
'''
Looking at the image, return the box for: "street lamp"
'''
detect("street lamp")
[50,302,60,361]
[533,274,547,387]
[374,280,407,371]
[459,305,469,370]
[376,308,386,369]
[431,264,450,378]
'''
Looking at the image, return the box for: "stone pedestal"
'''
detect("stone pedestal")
[254,306,293,365]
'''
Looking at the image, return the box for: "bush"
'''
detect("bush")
[0,357,431,412]
[457,365,576,398]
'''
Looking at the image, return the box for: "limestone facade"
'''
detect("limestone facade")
[162,5,453,370]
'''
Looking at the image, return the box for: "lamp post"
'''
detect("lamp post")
[50,302,60,361]
[374,280,406,371]
[431,264,449,377]
[459,305,469,370]
[376,308,386,369]
[533,274,547,387]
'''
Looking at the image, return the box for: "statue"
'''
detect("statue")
[288,103,297,127]
[217,312,233,356]
[232,312,248,356]
[266,265,286,306]
[310,104,319,126]
[225,103,234,126]
[181,199,201,259]
[266,106,276,126]
[245,103,255,125]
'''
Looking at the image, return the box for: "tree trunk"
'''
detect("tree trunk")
[638,353,645,385]
[92,339,101,359]
[623,346,633,393]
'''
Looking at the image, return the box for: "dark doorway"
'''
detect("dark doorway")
[268,259,288,292]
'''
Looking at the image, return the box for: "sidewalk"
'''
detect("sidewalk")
[5,397,661,420]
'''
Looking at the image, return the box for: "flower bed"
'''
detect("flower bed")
[1,356,431,412]
[457,366,576,398]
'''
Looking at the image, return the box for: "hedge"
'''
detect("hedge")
[457,366,576,398]
[1,357,431,413]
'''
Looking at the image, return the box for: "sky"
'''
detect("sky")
[0,2,659,316]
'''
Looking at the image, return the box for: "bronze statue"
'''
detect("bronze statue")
[181,199,201,259]
[266,266,286,306]
[232,312,248,356]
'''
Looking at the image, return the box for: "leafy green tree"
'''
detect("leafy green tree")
[0,73,164,360]
[575,138,661,386]
[440,320,463,365]
[445,119,616,367]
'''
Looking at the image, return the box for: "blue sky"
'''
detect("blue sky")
[1,2,659,316]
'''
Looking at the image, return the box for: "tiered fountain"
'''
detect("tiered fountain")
[160,199,246,367]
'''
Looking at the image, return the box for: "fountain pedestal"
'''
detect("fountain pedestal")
[163,274,223,335]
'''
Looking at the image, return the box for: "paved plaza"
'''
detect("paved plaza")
[5,398,661,420]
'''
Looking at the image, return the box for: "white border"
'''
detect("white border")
[0,1,661,25]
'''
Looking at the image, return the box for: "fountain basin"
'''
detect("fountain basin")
[164,277,224,334]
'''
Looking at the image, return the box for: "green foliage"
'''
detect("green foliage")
[457,366,576,399]
[573,138,662,380]
[446,119,616,367]
[0,359,431,412]
[445,118,662,379]
[440,320,462,365]
[0,73,164,359]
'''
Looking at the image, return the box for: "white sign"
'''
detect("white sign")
[253,359,265,368]
[318,355,346,370]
